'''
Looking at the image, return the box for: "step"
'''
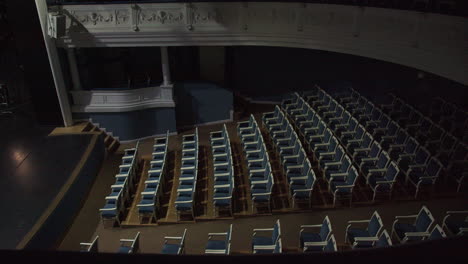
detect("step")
[104,135,113,147]
[108,139,120,153]
[81,122,94,132]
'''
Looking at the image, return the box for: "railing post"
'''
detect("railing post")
[161,46,171,86]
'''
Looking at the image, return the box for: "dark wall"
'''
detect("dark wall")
[226,46,467,109]
[174,82,233,129]
[77,47,165,89]
[5,0,62,125]
[74,107,177,141]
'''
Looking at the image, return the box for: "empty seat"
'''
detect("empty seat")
[442,210,468,236]
[205,224,233,255]
[367,161,399,202]
[299,215,332,252]
[402,224,447,242]
[406,157,443,198]
[345,211,384,245]
[80,236,99,252]
[161,229,187,255]
[253,238,282,254]
[329,166,359,207]
[252,219,281,251]
[304,234,337,252]
[391,205,435,243]
[351,229,392,249]
[118,232,140,254]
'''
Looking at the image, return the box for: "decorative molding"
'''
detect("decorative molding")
[55,2,468,85]
[139,9,184,25]
[70,85,175,113]
[70,10,129,26]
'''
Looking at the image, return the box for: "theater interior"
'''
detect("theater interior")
[0,0,467,262]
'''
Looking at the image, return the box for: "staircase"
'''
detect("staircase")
[82,121,120,153]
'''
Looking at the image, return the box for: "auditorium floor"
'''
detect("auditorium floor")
[57,103,468,254]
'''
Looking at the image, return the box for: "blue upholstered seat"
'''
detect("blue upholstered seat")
[252,220,281,250]
[392,205,435,243]
[346,211,383,244]
[162,244,181,254]
[117,232,140,254]
[300,216,332,252]
[118,246,132,254]
[161,229,186,255]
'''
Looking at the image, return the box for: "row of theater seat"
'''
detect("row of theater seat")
[282,92,361,206]
[262,106,316,208]
[238,115,275,212]
[175,128,199,220]
[282,85,465,203]
[393,95,467,143]
[331,87,466,193]
[137,131,170,222]
[210,124,235,216]
[99,142,140,227]
[82,206,467,254]
[377,93,467,191]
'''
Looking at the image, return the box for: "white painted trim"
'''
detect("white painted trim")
[119,131,178,144]
[72,101,176,113]
[70,85,175,113]
[56,2,468,85]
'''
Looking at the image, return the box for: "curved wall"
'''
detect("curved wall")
[54,2,468,85]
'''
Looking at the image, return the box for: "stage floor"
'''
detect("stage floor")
[0,114,93,249]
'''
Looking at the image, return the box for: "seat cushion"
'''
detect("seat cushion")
[118,246,132,254]
[300,232,322,247]
[175,196,193,211]
[162,244,181,254]
[206,240,227,251]
[292,187,310,198]
[330,181,352,193]
[445,219,468,235]
[352,241,374,249]
[407,171,425,185]
[252,236,274,246]
[347,228,370,243]
[251,188,268,194]
[100,204,117,217]
[138,199,154,213]
[368,177,390,191]
[394,223,417,240]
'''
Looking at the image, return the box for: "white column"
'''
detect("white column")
[35,0,73,127]
[160,46,171,86]
[66,48,82,91]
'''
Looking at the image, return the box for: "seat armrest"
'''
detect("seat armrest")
[347,219,371,224]
[303,241,327,247]
[354,237,379,242]
[208,232,228,237]
[404,232,430,237]
[395,215,418,220]
[253,228,274,232]
[376,180,395,185]
[300,224,322,228]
